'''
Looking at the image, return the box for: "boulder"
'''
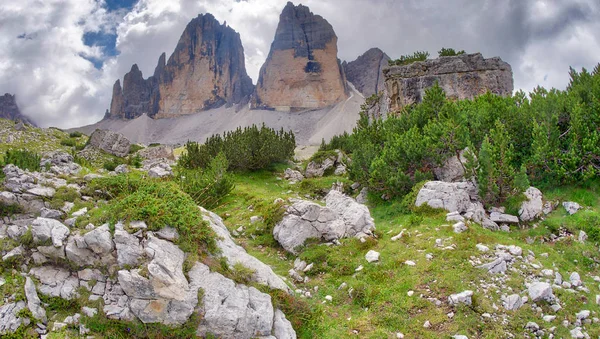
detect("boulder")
[148,163,172,178]
[65,234,100,267]
[0,301,29,334]
[273,190,375,254]
[87,129,131,157]
[284,168,304,182]
[25,276,47,323]
[433,149,470,182]
[415,181,477,213]
[489,212,519,224]
[528,282,554,302]
[31,217,70,247]
[83,224,114,254]
[365,250,380,263]
[136,145,175,161]
[113,222,144,267]
[503,294,523,311]
[519,187,543,221]
[114,164,129,174]
[189,263,296,339]
[305,157,335,178]
[201,208,290,292]
[562,201,581,215]
[29,266,78,299]
[448,290,473,306]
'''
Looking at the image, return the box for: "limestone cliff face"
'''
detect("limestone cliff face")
[344,48,390,97]
[383,53,513,112]
[108,13,253,120]
[0,93,36,126]
[253,2,348,111]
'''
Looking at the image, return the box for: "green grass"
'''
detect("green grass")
[213,168,600,339]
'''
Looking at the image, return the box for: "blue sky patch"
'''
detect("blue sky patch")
[82,0,138,69]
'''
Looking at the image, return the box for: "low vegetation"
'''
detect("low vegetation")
[388,50,430,66]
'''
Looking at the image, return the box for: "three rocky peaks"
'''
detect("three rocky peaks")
[108,2,356,120]
[107,1,514,121]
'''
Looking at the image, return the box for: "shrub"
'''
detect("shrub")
[1,149,41,172]
[176,153,235,209]
[388,51,430,66]
[69,131,83,138]
[179,124,296,171]
[128,144,144,154]
[438,47,466,57]
[60,138,77,147]
[0,202,23,218]
[103,158,123,171]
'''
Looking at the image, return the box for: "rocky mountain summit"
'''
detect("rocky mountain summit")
[344,48,390,97]
[108,13,253,120]
[252,2,349,111]
[383,52,514,111]
[0,94,36,126]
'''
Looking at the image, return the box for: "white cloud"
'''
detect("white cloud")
[0,0,599,128]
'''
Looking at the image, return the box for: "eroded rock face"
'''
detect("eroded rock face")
[415,181,478,213]
[0,93,36,126]
[201,208,291,292]
[273,190,375,254]
[108,13,253,120]
[344,48,390,97]
[189,263,296,339]
[253,2,348,110]
[86,129,131,157]
[383,53,513,112]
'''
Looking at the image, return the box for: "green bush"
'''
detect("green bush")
[176,153,235,209]
[0,202,23,218]
[438,47,466,57]
[60,138,77,147]
[1,149,41,172]
[179,124,295,171]
[321,64,600,206]
[129,144,144,154]
[388,51,430,66]
[103,158,123,171]
[69,131,83,138]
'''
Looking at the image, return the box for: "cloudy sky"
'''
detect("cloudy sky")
[1,0,599,128]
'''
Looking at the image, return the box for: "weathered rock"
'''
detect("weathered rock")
[448,290,473,306]
[148,163,172,178]
[384,53,513,112]
[433,149,471,183]
[201,208,290,292]
[40,151,81,175]
[253,2,348,110]
[113,222,144,267]
[0,301,29,334]
[415,181,477,213]
[108,14,252,120]
[136,145,175,161]
[0,93,36,125]
[562,201,581,215]
[519,187,544,221]
[154,226,179,242]
[83,224,114,254]
[273,190,375,254]
[65,234,99,267]
[365,250,380,263]
[114,164,129,174]
[29,266,78,299]
[356,187,368,204]
[31,217,70,247]
[189,262,296,339]
[86,129,131,157]
[284,168,304,182]
[570,272,582,287]
[2,245,25,261]
[453,221,467,233]
[503,294,523,311]
[344,48,390,97]
[528,282,554,302]
[37,245,66,260]
[40,208,63,219]
[25,276,47,323]
[489,212,519,224]
[305,157,335,178]
[26,186,55,198]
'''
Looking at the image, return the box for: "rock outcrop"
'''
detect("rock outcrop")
[86,129,131,157]
[344,48,390,97]
[383,53,513,112]
[253,2,348,111]
[108,13,253,120]
[0,93,36,126]
[273,190,375,254]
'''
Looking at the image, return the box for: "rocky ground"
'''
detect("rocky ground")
[1,119,599,339]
